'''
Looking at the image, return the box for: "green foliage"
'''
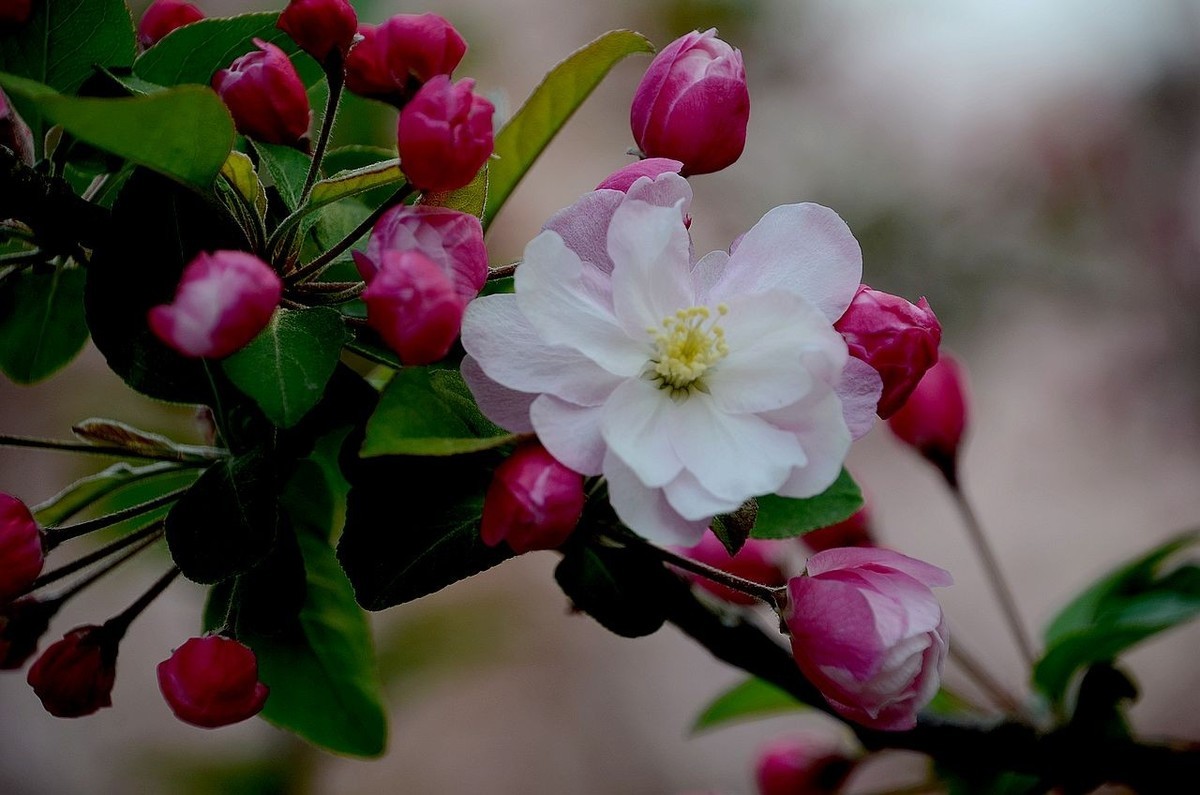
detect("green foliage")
[252,140,312,211]
[321,146,400,208]
[483,30,654,227]
[423,163,489,220]
[222,308,349,429]
[751,469,863,539]
[309,158,405,212]
[361,368,520,457]
[33,462,191,526]
[1034,529,1200,707]
[220,151,268,225]
[0,267,88,383]
[554,540,674,638]
[0,74,234,190]
[692,676,807,732]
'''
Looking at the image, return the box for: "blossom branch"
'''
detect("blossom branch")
[300,57,346,204]
[0,433,218,465]
[617,531,784,606]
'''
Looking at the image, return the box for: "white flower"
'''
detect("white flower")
[461,173,881,545]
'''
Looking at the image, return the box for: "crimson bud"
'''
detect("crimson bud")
[27,625,119,718]
[157,636,269,728]
[137,1,204,50]
[887,353,969,484]
[397,75,494,192]
[345,14,467,106]
[0,493,43,604]
[212,39,311,147]
[481,443,585,554]
[755,733,857,795]
[277,0,358,64]
[355,204,488,303]
[363,251,465,365]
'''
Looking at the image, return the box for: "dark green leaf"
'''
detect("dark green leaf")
[751,470,863,540]
[309,158,404,212]
[165,454,279,584]
[0,74,234,190]
[1034,529,1200,706]
[554,541,673,638]
[33,462,189,526]
[321,146,400,209]
[692,677,806,733]
[479,276,515,296]
[222,308,349,429]
[251,140,311,211]
[338,456,512,610]
[361,368,520,457]
[133,12,322,89]
[0,267,88,383]
[483,30,654,228]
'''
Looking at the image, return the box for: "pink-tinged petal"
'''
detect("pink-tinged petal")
[529,395,606,476]
[662,470,743,521]
[542,188,624,273]
[596,158,685,192]
[837,357,884,440]
[461,295,624,406]
[787,576,894,680]
[606,200,695,335]
[600,378,684,488]
[712,203,862,322]
[603,451,708,545]
[516,231,644,376]
[806,547,953,589]
[760,390,852,499]
[460,356,535,433]
[850,569,945,635]
[624,171,693,222]
[690,248,728,304]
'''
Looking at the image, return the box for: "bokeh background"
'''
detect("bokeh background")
[3,0,1200,792]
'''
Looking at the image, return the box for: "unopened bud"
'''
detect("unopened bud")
[887,353,969,484]
[212,39,311,147]
[481,443,585,554]
[345,14,467,107]
[27,625,119,718]
[362,250,465,365]
[755,733,857,795]
[157,635,269,728]
[137,1,204,50]
[397,76,494,192]
[277,0,358,64]
[0,493,43,604]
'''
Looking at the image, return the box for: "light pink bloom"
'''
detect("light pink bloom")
[363,251,464,365]
[630,29,749,176]
[675,533,786,606]
[835,285,941,418]
[887,353,969,482]
[157,636,268,728]
[398,76,494,192]
[0,493,43,604]
[354,204,488,304]
[213,39,311,147]
[481,442,585,554]
[596,158,685,192]
[785,548,951,730]
[754,733,857,795]
[137,1,204,49]
[461,173,881,545]
[277,0,358,63]
[148,251,282,359]
[345,14,467,106]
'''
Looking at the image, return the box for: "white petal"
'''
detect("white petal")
[711,203,862,322]
[542,188,623,273]
[761,388,852,498]
[516,231,644,377]
[607,200,696,335]
[625,172,693,218]
[529,394,606,476]
[663,470,743,521]
[600,378,684,488]
[604,450,709,545]
[460,356,535,432]
[690,249,728,304]
[461,294,623,406]
[669,393,807,502]
[837,357,883,440]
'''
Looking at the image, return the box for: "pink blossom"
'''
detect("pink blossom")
[0,493,43,604]
[277,0,358,63]
[157,636,268,728]
[137,1,204,49]
[212,39,311,147]
[398,76,494,192]
[785,547,951,730]
[675,533,786,606]
[596,158,685,192]
[630,29,749,176]
[754,733,857,795]
[362,251,465,365]
[887,353,969,482]
[27,625,118,718]
[148,251,282,359]
[481,443,585,554]
[346,14,467,106]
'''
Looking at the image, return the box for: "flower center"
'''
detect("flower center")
[646,304,730,399]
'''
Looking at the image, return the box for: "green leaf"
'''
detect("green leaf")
[222,308,349,429]
[751,470,863,540]
[422,163,488,220]
[321,146,400,209]
[220,151,268,222]
[133,12,322,89]
[483,30,654,228]
[0,267,88,383]
[0,74,234,190]
[1034,529,1200,706]
[710,499,758,556]
[33,462,189,526]
[252,140,311,210]
[553,541,673,638]
[361,368,521,457]
[692,677,807,733]
[309,158,405,212]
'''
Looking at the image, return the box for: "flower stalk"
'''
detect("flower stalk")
[617,531,784,606]
[24,521,165,596]
[42,486,189,552]
[285,184,416,285]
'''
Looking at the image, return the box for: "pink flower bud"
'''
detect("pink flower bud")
[887,354,969,483]
[595,158,685,192]
[355,204,487,304]
[835,285,942,418]
[212,39,311,147]
[398,75,494,192]
[362,251,464,365]
[0,493,43,604]
[137,1,204,50]
[148,251,282,359]
[754,733,857,795]
[27,625,119,718]
[630,29,749,176]
[785,548,951,730]
[0,87,35,166]
[675,533,786,606]
[803,506,875,553]
[277,0,358,64]
[481,442,585,554]
[345,14,467,106]
[0,0,31,25]
[0,597,56,670]
[157,636,269,728]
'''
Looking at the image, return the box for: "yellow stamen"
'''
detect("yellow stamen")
[646,304,730,400]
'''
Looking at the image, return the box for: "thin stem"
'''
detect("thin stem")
[23,521,165,596]
[290,282,364,305]
[0,248,43,265]
[619,532,783,605]
[286,184,415,285]
[294,280,363,292]
[488,261,520,279]
[0,434,215,465]
[299,60,345,204]
[947,635,1025,715]
[53,532,163,603]
[43,486,188,550]
[105,566,181,638]
[947,481,1037,670]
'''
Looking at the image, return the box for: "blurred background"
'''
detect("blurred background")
[3,0,1200,792]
